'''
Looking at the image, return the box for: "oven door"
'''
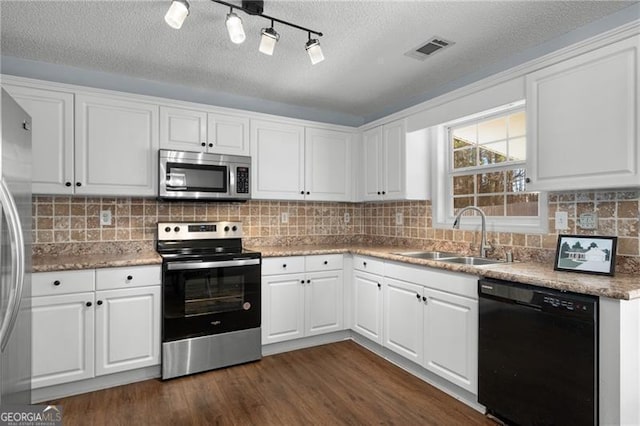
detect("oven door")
[162,257,261,341]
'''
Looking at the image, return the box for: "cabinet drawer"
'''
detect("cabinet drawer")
[353,255,384,275]
[305,254,344,272]
[262,256,305,275]
[96,265,161,290]
[32,270,95,297]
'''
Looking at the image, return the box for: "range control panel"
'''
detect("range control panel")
[157,221,242,241]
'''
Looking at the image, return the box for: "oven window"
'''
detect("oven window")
[166,163,227,193]
[184,274,244,316]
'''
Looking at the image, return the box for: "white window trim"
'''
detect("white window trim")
[430,102,548,234]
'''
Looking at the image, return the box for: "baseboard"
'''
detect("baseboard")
[32,365,161,403]
[262,330,351,356]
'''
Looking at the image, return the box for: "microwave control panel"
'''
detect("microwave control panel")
[236,167,250,194]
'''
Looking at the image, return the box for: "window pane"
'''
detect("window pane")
[508,111,526,137]
[506,168,527,192]
[507,193,539,216]
[478,117,507,143]
[478,195,505,216]
[508,137,526,161]
[453,175,475,195]
[477,172,504,194]
[479,142,508,165]
[452,125,476,145]
[453,196,474,213]
[453,148,477,168]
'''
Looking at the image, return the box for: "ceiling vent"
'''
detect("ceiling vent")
[405,36,455,61]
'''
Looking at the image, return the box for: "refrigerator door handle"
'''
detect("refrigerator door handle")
[0,178,25,352]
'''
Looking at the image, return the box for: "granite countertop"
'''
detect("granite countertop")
[33,245,640,300]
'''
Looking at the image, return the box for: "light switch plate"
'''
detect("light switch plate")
[281,212,289,224]
[395,213,404,226]
[555,211,568,230]
[578,212,598,229]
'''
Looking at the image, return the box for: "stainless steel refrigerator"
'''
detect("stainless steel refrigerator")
[0,88,32,405]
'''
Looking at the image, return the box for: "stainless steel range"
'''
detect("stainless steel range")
[156,221,261,380]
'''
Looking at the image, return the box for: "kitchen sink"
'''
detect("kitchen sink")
[392,251,461,260]
[438,256,505,266]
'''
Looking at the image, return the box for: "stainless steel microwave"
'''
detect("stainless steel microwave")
[159,149,251,201]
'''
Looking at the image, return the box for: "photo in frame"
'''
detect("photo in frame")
[554,234,617,276]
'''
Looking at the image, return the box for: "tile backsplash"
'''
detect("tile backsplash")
[33,189,640,273]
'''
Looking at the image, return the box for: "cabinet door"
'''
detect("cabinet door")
[304,128,352,201]
[423,288,478,393]
[251,120,305,200]
[75,94,159,196]
[362,127,382,201]
[159,106,207,152]
[383,277,423,364]
[305,270,344,336]
[31,292,95,389]
[382,120,406,199]
[208,113,250,155]
[95,286,161,376]
[5,85,74,194]
[262,273,305,344]
[526,35,640,190]
[352,270,383,344]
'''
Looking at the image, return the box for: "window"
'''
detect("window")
[432,101,547,233]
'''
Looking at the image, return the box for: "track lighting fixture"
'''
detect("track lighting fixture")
[164,0,190,30]
[259,22,279,56]
[305,35,324,65]
[163,0,324,64]
[225,9,246,44]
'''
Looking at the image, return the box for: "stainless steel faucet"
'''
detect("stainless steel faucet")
[452,206,492,257]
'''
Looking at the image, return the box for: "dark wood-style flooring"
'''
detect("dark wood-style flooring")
[50,341,495,425]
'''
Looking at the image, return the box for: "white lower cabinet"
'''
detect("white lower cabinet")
[262,255,344,344]
[95,286,161,376]
[383,277,423,364]
[423,287,477,393]
[31,266,161,389]
[352,258,384,344]
[31,292,95,389]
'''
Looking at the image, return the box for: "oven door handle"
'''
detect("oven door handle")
[166,258,260,270]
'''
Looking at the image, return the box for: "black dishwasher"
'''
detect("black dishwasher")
[478,278,598,426]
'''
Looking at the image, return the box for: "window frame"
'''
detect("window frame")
[431,101,548,234]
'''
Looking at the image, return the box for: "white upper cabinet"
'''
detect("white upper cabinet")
[75,94,159,196]
[304,127,352,201]
[160,105,249,156]
[526,35,640,191]
[362,119,428,201]
[251,119,305,200]
[4,84,75,194]
[252,120,354,201]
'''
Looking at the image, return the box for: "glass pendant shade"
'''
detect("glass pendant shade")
[226,12,246,44]
[164,0,189,29]
[259,27,279,55]
[305,39,325,64]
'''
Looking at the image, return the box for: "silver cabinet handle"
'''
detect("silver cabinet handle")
[0,178,25,351]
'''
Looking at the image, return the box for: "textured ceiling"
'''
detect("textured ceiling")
[0,1,637,121]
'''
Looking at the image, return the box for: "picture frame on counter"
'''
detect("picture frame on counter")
[554,234,617,276]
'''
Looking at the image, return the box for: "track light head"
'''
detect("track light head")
[225,10,246,44]
[164,0,190,30]
[305,38,324,65]
[259,26,279,56]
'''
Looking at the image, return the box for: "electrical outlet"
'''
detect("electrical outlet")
[578,213,598,230]
[281,212,289,224]
[395,212,404,226]
[555,211,568,230]
[344,212,350,224]
[100,210,112,226]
